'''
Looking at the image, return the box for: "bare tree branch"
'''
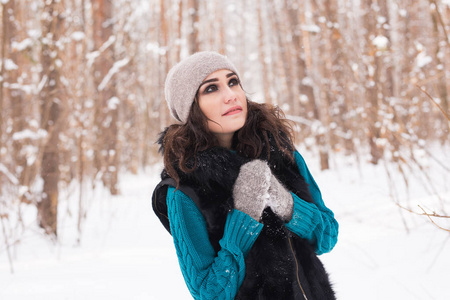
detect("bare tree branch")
[415,84,450,121]
[396,203,450,232]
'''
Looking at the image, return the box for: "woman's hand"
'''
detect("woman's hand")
[267,174,293,222]
[233,159,294,222]
[232,160,271,221]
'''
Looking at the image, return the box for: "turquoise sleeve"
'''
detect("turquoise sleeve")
[285,151,339,255]
[166,187,263,300]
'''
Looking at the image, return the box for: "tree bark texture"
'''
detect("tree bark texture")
[92,0,119,195]
[39,0,66,236]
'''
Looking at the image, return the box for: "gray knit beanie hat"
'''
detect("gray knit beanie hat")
[165,51,240,123]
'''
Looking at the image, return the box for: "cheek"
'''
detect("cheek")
[242,98,248,112]
[199,93,227,121]
[206,120,223,133]
[199,102,218,121]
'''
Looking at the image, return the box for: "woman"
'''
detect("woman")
[152,51,338,300]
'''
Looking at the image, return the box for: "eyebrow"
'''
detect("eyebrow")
[198,72,237,90]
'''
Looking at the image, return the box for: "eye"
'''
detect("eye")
[229,78,239,87]
[204,84,218,94]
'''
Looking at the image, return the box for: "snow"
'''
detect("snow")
[1,149,449,299]
[317,154,450,299]
[107,97,120,110]
[372,35,389,50]
[12,38,33,51]
[37,75,48,93]
[99,36,116,53]
[376,16,387,24]
[0,163,19,185]
[98,58,130,91]
[300,24,321,33]
[86,51,100,68]
[416,53,432,68]
[3,59,19,71]
[12,129,47,141]
[301,76,313,86]
[71,31,86,42]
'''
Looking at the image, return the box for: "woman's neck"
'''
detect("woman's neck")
[215,133,233,149]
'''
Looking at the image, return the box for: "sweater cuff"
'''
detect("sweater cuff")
[285,193,319,241]
[220,209,263,257]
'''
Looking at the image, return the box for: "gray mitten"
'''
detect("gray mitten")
[267,174,294,222]
[232,160,271,221]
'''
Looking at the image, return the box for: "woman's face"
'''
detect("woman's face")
[197,69,247,147]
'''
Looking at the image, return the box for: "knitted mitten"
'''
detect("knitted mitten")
[267,174,294,222]
[232,160,271,221]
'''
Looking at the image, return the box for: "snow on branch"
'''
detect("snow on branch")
[86,35,117,68]
[0,164,19,185]
[12,129,48,141]
[99,35,116,53]
[98,57,130,91]
[11,38,34,51]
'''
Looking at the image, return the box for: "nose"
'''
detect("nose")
[223,86,237,103]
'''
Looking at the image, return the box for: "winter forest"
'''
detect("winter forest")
[0,0,449,299]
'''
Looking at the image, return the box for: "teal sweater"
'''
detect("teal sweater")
[166,151,338,300]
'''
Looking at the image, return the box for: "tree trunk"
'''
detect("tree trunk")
[4,0,28,186]
[429,0,449,123]
[324,0,355,155]
[309,0,331,170]
[284,0,315,116]
[217,0,226,55]
[92,0,119,195]
[159,0,170,129]
[176,0,183,59]
[188,0,199,54]
[377,0,402,161]
[268,0,295,107]
[257,0,271,105]
[0,3,7,178]
[362,0,383,164]
[39,0,66,236]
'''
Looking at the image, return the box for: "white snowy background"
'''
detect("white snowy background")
[1,146,449,300]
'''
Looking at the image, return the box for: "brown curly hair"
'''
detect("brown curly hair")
[160,98,295,186]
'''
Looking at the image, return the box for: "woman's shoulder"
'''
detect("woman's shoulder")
[293,149,306,166]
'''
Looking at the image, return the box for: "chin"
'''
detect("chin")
[208,117,247,136]
[228,120,246,133]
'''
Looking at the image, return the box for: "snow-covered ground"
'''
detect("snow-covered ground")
[1,148,449,299]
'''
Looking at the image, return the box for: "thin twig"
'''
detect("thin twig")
[409,152,445,204]
[415,84,450,121]
[423,148,450,173]
[396,203,450,219]
[418,205,450,232]
[429,0,450,47]
[0,213,14,273]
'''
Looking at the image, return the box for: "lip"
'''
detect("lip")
[222,105,243,116]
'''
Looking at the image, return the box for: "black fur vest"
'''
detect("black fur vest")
[152,133,336,300]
